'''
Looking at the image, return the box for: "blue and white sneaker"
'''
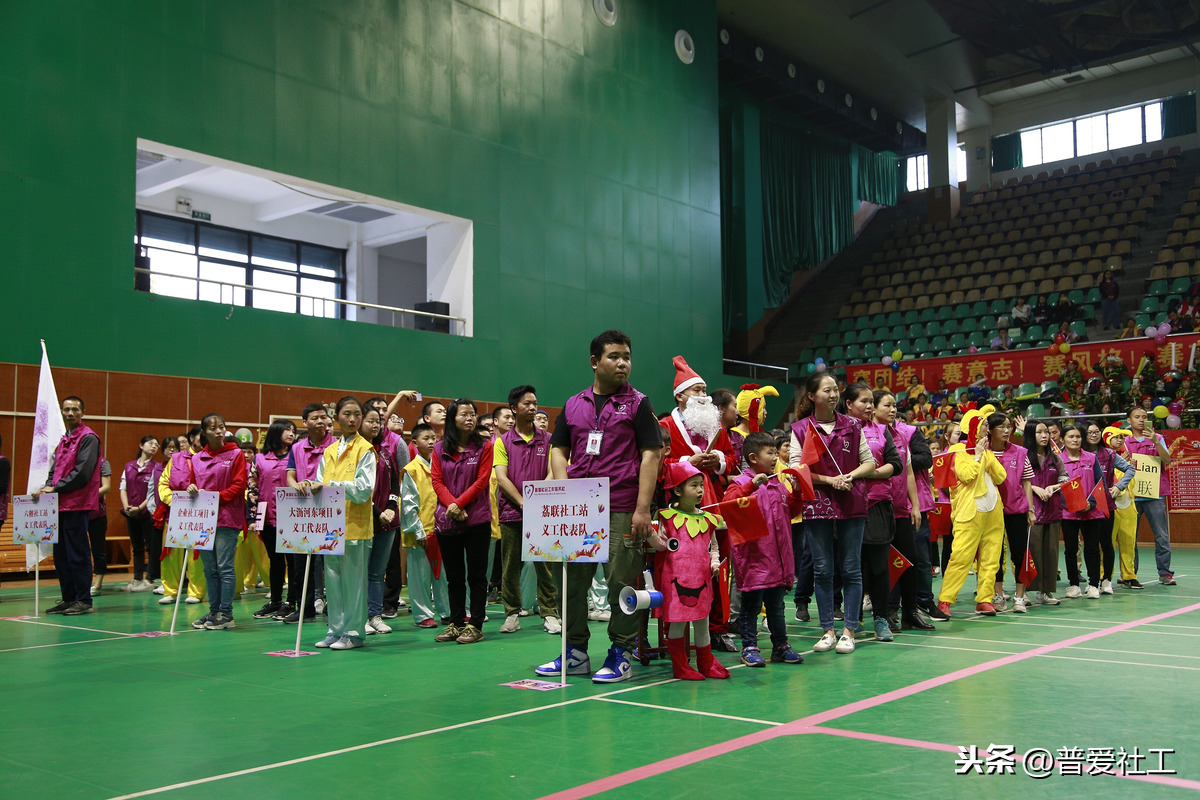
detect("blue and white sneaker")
[741,647,766,668]
[770,644,804,664]
[591,644,632,683]
[535,646,590,677]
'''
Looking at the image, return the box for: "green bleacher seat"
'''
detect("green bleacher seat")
[1026,403,1047,418]
[1134,313,1151,330]
[896,338,913,355]
[942,319,959,334]
[1047,292,1059,305]
[1017,382,1037,396]
[1083,288,1100,304]
[937,350,953,357]
[843,344,859,361]
[861,343,877,361]
[1040,380,1058,393]
[885,311,902,326]
[980,315,997,331]
[1078,305,1095,322]
[954,304,973,318]
[879,341,896,357]
[1070,321,1087,337]
[906,323,923,338]
[912,337,929,356]
[970,301,988,317]
[1148,280,1168,297]
[839,318,856,333]
[919,308,937,323]
[925,321,941,336]
[1171,276,1192,295]
[930,335,948,351]
[1141,297,1160,314]
[1025,324,1044,342]
[889,325,906,340]
[948,333,966,349]
[901,310,919,325]
[1067,289,1083,304]
[1165,294,1182,310]
[989,299,1008,315]
[828,345,845,362]
[967,331,985,348]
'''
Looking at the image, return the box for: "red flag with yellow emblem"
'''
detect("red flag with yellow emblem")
[887,545,913,590]
[712,494,770,547]
[1060,478,1090,513]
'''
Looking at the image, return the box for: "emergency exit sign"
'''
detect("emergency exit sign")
[192,210,211,221]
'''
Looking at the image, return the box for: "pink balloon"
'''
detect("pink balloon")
[967,346,978,354]
[1169,401,1184,416]
[1156,334,1168,346]
[881,356,893,366]
[1160,322,1172,335]
[1167,414,1182,429]
[1145,326,1158,338]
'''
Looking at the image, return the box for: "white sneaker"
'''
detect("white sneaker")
[1012,596,1027,614]
[500,613,521,633]
[158,595,175,605]
[184,596,201,604]
[90,585,100,596]
[1040,592,1061,605]
[130,580,149,593]
[1065,585,1082,598]
[863,596,873,614]
[813,631,837,652]
[587,609,611,621]
[369,615,392,634]
[364,623,375,635]
[518,608,531,617]
[835,631,856,654]
[396,598,407,608]
[1086,585,1100,599]
[1100,580,1114,595]
[992,593,1007,612]
[315,598,326,614]
[543,616,562,635]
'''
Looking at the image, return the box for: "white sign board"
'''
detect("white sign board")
[165,491,219,550]
[275,486,346,555]
[12,494,58,545]
[521,478,609,563]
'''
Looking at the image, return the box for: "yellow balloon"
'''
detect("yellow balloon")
[1059,343,1070,354]
[891,350,903,361]
[1154,405,1169,418]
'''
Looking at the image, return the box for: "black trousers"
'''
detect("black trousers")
[56,511,93,604]
[995,513,1031,585]
[1062,518,1109,587]
[886,516,921,615]
[90,514,109,575]
[862,502,895,620]
[382,533,405,611]
[439,524,491,628]
[259,524,291,605]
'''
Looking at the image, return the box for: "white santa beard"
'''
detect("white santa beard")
[681,397,722,444]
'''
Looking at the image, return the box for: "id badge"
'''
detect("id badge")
[586,430,604,455]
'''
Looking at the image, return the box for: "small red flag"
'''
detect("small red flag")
[713,494,771,547]
[782,466,816,501]
[799,423,823,468]
[887,544,913,590]
[1061,479,1090,513]
[933,451,958,490]
[927,502,952,540]
[1090,480,1110,519]
[1018,538,1038,587]
[425,532,442,579]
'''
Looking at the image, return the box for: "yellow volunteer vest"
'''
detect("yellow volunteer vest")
[402,456,437,548]
[322,435,375,541]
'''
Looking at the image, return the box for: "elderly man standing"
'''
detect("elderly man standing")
[38,396,103,615]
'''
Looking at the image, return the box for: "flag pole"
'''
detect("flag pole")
[34,559,39,618]
[810,419,845,477]
[560,558,567,688]
[169,548,188,635]
[294,554,312,656]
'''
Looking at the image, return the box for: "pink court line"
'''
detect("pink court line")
[538,601,1200,800]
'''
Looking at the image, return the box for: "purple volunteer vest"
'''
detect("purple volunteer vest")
[254,451,289,526]
[563,382,647,513]
[192,444,246,529]
[123,458,156,515]
[860,420,892,508]
[790,413,866,520]
[433,439,493,532]
[291,434,334,483]
[498,427,552,523]
[52,424,102,512]
[993,442,1030,515]
[372,445,400,531]
[1062,449,1103,521]
[1095,446,1117,516]
[1030,451,1064,523]
[1125,434,1170,497]
[889,423,914,518]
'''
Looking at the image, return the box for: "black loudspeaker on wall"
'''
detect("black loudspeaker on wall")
[415,301,450,333]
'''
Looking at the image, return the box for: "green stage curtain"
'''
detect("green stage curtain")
[854,145,899,206]
[760,121,855,306]
[1162,94,1197,140]
[991,132,1022,172]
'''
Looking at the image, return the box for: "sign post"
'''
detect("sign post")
[521,478,609,687]
[163,491,219,634]
[12,493,58,617]
[268,486,345,657]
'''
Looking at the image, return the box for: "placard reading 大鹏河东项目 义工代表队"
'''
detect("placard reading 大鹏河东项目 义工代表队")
[275,486,346,555]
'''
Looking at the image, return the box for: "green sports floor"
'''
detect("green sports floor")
[5,551,1200,799]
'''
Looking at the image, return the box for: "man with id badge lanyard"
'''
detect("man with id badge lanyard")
[535,329,663,683]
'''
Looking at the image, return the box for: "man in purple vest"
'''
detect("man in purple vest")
[37,396,102,615]
[535,330,663,683]
[284,402,335,622]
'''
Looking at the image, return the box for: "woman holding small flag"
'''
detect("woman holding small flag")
[1103,426,1143,589]
[1059,425,1123,599]
[1025,419,1067,605]
[984,412,1035,613]
[788,374,889,655]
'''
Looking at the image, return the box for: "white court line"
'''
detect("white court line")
[102,677,681,799]
[1036,653,1200,672]
[3,618,140,637]
[594,697,783,727]
[967,617,1200,637]
[1066,645,1200,661]
[888,640,1026,656]
[0,636,132,654]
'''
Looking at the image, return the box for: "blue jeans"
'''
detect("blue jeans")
[805,518,864,632]
[367,529,397,618]
[199,527,239,617]
[1101,298,1120,328]
[739,585,788,649]
[1135,498,1173,577]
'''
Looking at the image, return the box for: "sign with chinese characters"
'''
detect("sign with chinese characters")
[275,486,345,555]
[11,494,58,545]
[1131,454,1162,500]
[165,491,218,550]
[522,478,609,563]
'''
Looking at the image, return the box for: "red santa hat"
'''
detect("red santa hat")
[663,460,702,490]
[672,355,705,396]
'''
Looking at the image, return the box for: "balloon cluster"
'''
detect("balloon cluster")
[1152,398,1186,428]
[880,349,903,371]
[1047,332,1071,354]
[804,356,828,375]
[1146,323,1170,348]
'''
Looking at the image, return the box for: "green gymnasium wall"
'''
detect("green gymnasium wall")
[0,0,730,407]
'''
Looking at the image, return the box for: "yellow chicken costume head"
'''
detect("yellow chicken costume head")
[736,383,779,433]
[959,403,996,449]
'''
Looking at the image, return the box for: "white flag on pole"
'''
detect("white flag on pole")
[26,340,65,569]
